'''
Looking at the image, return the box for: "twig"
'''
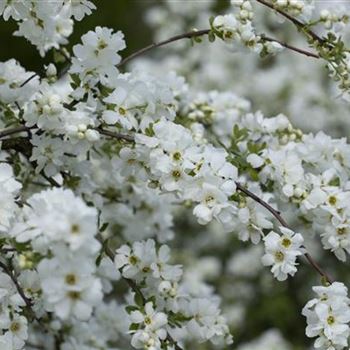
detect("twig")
[117,29,210,68]
[19,73,38,88]
[40,172,61,188]
[263,35,319,58]
[256,0,324,44]
[0,125,32,139]
[235,182,333,284]
[95,127,134,142]
[0,260,33,309]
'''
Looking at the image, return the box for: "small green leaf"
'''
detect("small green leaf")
[125,305,139,314]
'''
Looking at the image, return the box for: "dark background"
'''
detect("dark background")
[0,0,156,73]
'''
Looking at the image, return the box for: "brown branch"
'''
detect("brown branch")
[117,29,211,68]
[263,36,319,58]
[256,0,324,44]
[0,125,32,139]
[94,127,134,142]
[20,73,38,88]
[0,260,33,309]
[235,182,333,284]
[40,172,61,188]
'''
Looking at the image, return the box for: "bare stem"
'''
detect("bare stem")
[0,125,32,139]
[94,127,134,142]
[117,29,210,68]
[20,73,38,88]
[263,36,319,58]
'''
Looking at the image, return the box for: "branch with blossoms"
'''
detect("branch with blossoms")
[1,1,350,350]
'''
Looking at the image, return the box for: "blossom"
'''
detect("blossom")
[262,227,304,281]
[0,59,39,105]
[6,315,28,349]
[0,163,21,232]
[37,248,103,320]
[67,0,96,21]
[70,26,126,86]
[303,282,350,350]
[10,188,99,252]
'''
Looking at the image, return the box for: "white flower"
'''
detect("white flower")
[193,183,232,225]
[37,248,103,321]
[102,79,144,130]
[130,302,168,350]
[247,153,264,168]
[24,82,65,130]
[115,239,157,280]
[151,244,182,281]
[213,14,239,42]
[303,282,350,350]
[0,59,39,105]
[262,227,304,281]
[67,0,96,21]
[0,332,13,350]
[236,197,273,244]
[131,302,168,333]
[0,163,21,232]
[70,26,126,85]
[185,298,232,345]
[6,315,28,349]
[10,188,98,252]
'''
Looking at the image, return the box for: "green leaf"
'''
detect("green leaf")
[134,290,144,307]
[129,323,139,331]
[208,31,216,43]
[95,253,103,267]
[99,222,109,233]
[69,73,81,88]
[125,305,139,314]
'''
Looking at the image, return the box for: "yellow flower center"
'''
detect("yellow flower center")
[118,107,127,115]
[328,196,337,206]
[172,151,182,161]
[327,315,335,325]
[337,227,346,235]
[281,238,291,248]
[172,170,181,179]
[67,291,81,300]
[65,274,77,285]
[275,251,285,262]
[71,224,80,234]
[129,255,138,265]
[10,322,20,332]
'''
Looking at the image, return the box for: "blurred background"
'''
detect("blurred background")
[2,1,349,349]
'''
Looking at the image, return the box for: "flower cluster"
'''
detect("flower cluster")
[2,0,350,349]
[303,282,350,350]
[0,59,39,108]
[135,119,238,230]
[211,0,283,55]
[0,272,28,350]
[10,188,103,321]
[0,0,96,56]
[115,239,233,348]
[270,0,315,21]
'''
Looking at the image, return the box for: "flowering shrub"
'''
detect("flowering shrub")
[1,0,350,349]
